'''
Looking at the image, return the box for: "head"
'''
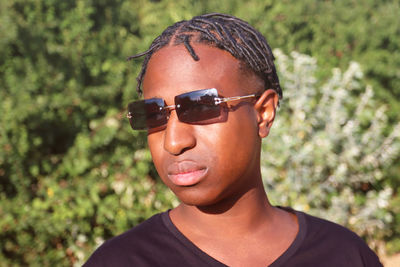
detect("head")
[128,13,282,208]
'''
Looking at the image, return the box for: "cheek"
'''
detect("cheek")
[147,133,165,174]
[221,107,258,147]
[206,108,260,171]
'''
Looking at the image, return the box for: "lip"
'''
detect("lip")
[167,161,208,186]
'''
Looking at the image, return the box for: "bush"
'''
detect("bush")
[262,49,400,253]
[0,1,177,265]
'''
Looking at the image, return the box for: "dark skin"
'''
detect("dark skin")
[143,43,298,267]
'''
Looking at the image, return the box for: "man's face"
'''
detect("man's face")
[142,44,266,207]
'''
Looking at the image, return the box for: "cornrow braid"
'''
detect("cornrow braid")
[128,13,282,99]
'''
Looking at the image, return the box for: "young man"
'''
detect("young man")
[84,13,382,266]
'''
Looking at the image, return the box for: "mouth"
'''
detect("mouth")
[167,161,208,186]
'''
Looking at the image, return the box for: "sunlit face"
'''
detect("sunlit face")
[142,44,268,207]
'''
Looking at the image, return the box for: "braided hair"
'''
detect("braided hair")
[128,13,282,99]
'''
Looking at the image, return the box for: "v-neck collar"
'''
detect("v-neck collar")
[161,207,307,266]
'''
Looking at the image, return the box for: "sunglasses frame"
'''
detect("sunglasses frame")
[126,88,261,130]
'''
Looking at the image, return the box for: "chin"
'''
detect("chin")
[173,188,241,214]
[172,187,222,207]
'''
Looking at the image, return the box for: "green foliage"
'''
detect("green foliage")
[0,1,178,266]
[252,0,400,118]
[0,0,399,265]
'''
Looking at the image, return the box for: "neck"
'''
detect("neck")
[170,178,275,237]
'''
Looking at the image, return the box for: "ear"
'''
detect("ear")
[254,89,279,138]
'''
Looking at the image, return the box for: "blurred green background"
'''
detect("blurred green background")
[0,0,399,266]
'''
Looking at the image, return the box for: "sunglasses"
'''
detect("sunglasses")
[126,88,261,130]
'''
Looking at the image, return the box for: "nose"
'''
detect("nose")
[163,110,196,156]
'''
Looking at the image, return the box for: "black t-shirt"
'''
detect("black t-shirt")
[84,208,382,267]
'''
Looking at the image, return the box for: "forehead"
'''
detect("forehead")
[142,44,259,99]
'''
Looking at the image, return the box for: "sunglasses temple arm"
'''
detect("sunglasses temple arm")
[214,94,257,104]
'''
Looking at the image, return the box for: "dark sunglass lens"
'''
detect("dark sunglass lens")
[175,88,221,123]
[127,98,167,130]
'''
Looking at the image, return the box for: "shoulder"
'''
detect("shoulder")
[301,211,364,244]
[288,209,383,267]
[83,212,168,267]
